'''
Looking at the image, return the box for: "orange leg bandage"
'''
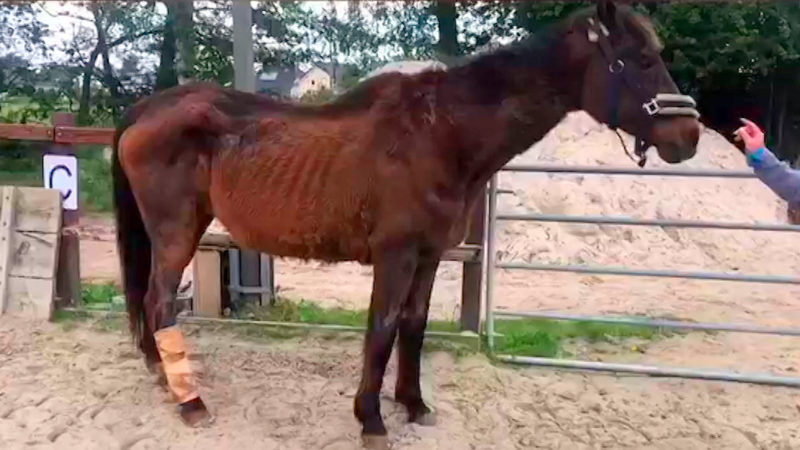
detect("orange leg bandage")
[153,326,199,404]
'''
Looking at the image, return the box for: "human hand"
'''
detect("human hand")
[733,118,765,154]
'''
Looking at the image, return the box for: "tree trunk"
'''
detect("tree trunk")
[77,46,101,125]
[94,11,122,121]
[434,1,459,65]
[155,1,179,91]
[175,0,195,83]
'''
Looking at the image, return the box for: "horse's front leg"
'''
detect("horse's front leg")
[395,256,439,425]
[354,243,419,449]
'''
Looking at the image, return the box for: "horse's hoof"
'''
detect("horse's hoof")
[179,397,214,428]
[412,411,437,426]
[362,434,390,450]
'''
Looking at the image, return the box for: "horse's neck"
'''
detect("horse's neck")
[443,49,578,195]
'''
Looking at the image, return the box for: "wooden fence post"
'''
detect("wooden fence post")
[51,113,81,307]
[460,188,486,333]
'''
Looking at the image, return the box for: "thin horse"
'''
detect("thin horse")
[112,1,700,447]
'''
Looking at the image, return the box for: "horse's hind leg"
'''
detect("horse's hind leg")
[394,256,439,425]
[139,192,213,426]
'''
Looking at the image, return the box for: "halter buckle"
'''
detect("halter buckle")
[608,59,625,74]
[643,98,660,116]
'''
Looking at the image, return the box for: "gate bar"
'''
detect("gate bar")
[496,261,800,285]
[496,354,800,388]
[503,164,755,178]
[494,310,800,337]
[496,213,800,232]
[485,174,499,351]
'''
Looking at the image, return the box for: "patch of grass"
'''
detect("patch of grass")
[53,294,669,360]
[423,338,477,359]
[51,308,95,332]
[227,297,475,354]
[81,282,120,304]
[493,318,670,358]
[51,308,126,333]
[232,297,461,332]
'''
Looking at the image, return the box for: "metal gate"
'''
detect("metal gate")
[483,164,800,387]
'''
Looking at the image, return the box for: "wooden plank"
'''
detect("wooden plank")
[0,123,53,142]
[0,187,16,314]
[461,191,486,332]
[54,126,114,145]
[5,276,55,319]
[0,122,113,147]
[192,249,222,317]
[8,231,60,279]
[13,187,62,233]
[198,231,482,263]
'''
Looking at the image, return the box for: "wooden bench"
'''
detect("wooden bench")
[191,231,483,318]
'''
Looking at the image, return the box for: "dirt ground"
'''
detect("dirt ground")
[2,316,800,450]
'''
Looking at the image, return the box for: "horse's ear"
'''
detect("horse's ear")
[596,0,618,31]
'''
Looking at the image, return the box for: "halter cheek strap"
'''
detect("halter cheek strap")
[587,18,699,167]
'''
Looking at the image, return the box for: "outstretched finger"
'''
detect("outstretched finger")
[739,118,761,135]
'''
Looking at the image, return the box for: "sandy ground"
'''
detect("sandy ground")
[2,316,800,450]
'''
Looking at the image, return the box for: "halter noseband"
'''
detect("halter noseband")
[587,18,699,167]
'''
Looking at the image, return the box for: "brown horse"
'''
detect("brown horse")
[112,1,700,447]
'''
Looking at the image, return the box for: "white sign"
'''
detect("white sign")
[43,154,78,211]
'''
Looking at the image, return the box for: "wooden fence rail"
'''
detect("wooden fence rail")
[0,123,114,146]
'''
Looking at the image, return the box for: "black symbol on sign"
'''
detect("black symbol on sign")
[48,164,73,201]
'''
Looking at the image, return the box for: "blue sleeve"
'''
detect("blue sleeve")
[747,147,800,204]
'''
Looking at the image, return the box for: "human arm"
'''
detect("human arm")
[735,118,800,204]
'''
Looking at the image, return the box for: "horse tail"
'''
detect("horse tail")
[112,113,152,351]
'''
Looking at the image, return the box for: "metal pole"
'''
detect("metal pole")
[494,311,800,337]
[232,1,255,92]
[496,354,800,388]
[496,213,800,233]
[232,2,275,305]
[496,261,800,285]
[58,308,477,340]
[485,174,498,351]
[502,164,755,178]
[178,315,475,339]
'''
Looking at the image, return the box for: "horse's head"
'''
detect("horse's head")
[563,1,701,166]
